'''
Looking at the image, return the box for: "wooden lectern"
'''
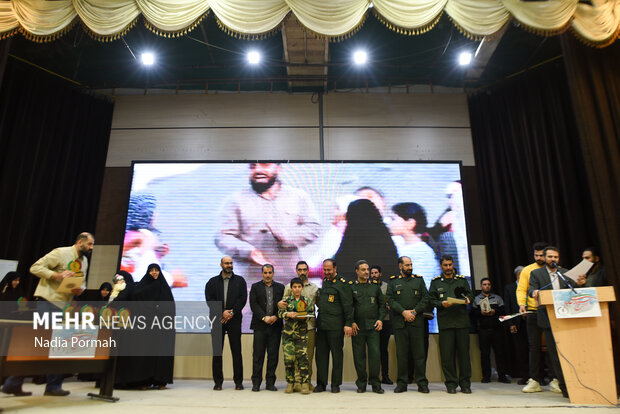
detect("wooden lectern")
[539,286,617,405]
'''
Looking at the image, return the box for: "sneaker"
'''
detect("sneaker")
[522,378,542,393]
[549,378,562,394]
[285,383,294,394]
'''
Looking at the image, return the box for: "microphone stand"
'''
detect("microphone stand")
[553,262,578,294]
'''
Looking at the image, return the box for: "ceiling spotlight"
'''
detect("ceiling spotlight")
[247,51,261,65]
[459,51,472,66]
[141,52,155,66]
[353,50,367,65]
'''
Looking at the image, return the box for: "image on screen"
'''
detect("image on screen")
[119,162,473,333]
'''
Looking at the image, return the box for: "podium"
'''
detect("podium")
[539,286,617,405]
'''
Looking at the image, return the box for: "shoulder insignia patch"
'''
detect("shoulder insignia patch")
[455,275,465,279]
[432,275,441,280]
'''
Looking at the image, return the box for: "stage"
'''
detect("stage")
[1,379,617,413]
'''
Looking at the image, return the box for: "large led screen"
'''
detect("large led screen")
[119,162,473,333]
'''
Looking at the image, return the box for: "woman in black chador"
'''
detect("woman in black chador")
[0,271,24,303]
[334,199,399,281]
[114,264,175,389]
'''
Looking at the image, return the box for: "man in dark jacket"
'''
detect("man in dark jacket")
[472,278,509,383]
[528,246,585,398]
[205,256,248,390]
[249,264,284,391]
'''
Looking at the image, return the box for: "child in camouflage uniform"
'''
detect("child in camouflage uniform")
[279,278,314,394]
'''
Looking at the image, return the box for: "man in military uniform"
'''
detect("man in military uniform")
[314,259,354,393]
[371,265,393,384]
[278,260,319,392]
[351,260,385,394]
[429,254,474,394]
[386,256,430,393]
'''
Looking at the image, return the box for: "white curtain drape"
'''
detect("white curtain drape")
[0,0,617,46]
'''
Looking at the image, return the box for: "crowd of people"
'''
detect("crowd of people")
[0,232,608,400]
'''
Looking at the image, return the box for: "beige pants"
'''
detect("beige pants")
[295,329,316,383]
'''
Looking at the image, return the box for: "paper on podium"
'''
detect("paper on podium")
[57,276,85,293]
[446,297,467,305]
[564,259,594,281]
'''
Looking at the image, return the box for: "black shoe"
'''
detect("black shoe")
[2,388,32,397]
[313,385,326,393]
[417,385,429,394]
[394,385,407,393]
[517,378,528,385]
[381,377,393,385]
[460,387,472,394]
[447,387,457,394]
[331,385,340,393]
[252,385,260,392]
[44,389,70,397]
[266,384,277,391]
[356,387,365,393]
[235,384,244,390]
[481,378,490,383]
[213,384,222,391]
[372,387,384,394]
[498,376,511,384]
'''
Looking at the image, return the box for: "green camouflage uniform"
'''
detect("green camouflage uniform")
[279,295,314,384]
[428,274,474,390]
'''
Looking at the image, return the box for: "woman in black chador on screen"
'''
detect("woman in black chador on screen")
[114,264,175,389]
[334,199,399,281]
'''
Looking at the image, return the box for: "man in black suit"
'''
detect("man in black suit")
[205,256,248,390]
[250,264,285,391]
[528,246,586,398]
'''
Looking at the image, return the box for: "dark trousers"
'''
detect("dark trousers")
[251,324,282,387]
[507,319,529,379]
[438,327,471,389]
[315,329,344,387]
[478,327,507,379]
[212,318,243,387]
[526,313,552,382]
[408,319,429,382]
[394,324,428,388]
[379,319,392,380]
[542,328,565,387]
[351,329,380,389]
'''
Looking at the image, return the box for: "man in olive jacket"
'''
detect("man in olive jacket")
[387,256,430,394]
[429,254,474,394]
[351,260,386,394]
[314,259,354,393]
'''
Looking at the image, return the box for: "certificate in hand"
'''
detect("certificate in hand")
[57,276,85,293]
[446,297,467,305]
